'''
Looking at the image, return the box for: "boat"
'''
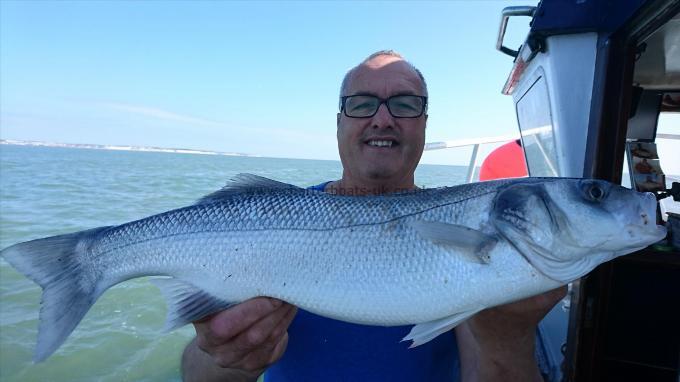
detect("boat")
[426,1,680,380]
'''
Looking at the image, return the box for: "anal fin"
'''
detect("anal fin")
[150,278,233,331]
[402,308,482,348]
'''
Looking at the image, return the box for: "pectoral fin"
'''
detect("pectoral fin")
[410,220,498,263]
[402,308,482,348]
[150,278,233,331]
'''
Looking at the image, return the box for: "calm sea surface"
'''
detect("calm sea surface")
[0,145,470,382]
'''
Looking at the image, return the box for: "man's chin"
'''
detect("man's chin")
[362,166,401,180]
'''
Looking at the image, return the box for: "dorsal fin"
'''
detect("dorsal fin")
[195,173,301,204]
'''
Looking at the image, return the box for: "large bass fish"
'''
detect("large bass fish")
[1,175,666,361]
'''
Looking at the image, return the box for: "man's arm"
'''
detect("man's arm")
[181,297,297,382]
[455,287,567,382]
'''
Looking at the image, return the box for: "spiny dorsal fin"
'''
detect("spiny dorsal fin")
[195,173,301,204]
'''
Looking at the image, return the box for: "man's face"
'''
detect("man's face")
[337,56,427,186]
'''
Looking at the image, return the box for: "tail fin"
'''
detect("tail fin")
[1,226,112,362]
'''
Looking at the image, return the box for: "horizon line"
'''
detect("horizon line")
[0,138,472,167]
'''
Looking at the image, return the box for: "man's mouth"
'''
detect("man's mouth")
[365,139,399,148]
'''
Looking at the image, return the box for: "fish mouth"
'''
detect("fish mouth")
[637,192,664,229]
[620,191,667,243]
[623,223,667,242]
[641,192,658,222]
[364,137,400,149]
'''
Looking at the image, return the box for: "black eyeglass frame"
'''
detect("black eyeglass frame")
[339,95,428,118]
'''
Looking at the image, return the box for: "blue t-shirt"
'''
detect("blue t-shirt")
[264,181,461,382]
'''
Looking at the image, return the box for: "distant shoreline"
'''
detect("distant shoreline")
[3,140,678,177]
[0,139,256,157]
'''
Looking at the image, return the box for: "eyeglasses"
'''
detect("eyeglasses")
[340,95,428,118]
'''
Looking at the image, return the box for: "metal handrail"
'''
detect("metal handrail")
[425,134,521,183]
[496,6,536,58]
[424,134,520,151]
[425,132,678,184]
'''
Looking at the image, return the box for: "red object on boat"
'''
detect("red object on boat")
[479,140,528,181]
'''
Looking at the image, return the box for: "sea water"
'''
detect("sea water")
[0,145,469,381]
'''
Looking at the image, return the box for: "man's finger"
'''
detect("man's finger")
[242,305,297,368]
[267,332,290,365]
[230,332,290,373]
[208,305,295,371]
[256,304,298,350]
[208,297,284,341]
[268,305,297,344]
[229,303,295,352]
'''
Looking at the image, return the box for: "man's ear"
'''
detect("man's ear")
[337,113,341,127]
[424,114,428,128]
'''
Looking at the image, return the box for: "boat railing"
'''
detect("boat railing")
[657,133,680,140]
[426,132,680,183]
[424,134,520,183]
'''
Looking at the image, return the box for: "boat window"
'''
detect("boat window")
[622,154,632,189]
[656,109,680,218]
[516,74,559,176]
[623,103,679,218]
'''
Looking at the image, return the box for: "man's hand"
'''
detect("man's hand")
[456,286,567,382]
[182,297,297,382]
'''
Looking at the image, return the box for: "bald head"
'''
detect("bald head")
[339,50,428,101]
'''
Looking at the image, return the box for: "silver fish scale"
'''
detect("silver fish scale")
[96,179,511,251]
[86,177,579,326]
[87,178,541,326]
[2,176,667,361]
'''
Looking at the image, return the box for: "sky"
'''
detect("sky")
[1,0,677,169]
[0,0,541,166]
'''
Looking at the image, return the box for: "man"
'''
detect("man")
[182,51,566,381]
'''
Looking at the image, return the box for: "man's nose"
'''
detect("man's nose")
[371,103,394,128]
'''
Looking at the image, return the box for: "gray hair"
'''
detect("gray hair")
[339,50,428,100]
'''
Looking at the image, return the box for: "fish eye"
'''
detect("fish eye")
[588,185,604,201]
[579,180,608,202]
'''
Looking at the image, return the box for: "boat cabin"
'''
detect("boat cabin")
[498,1,680,380]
